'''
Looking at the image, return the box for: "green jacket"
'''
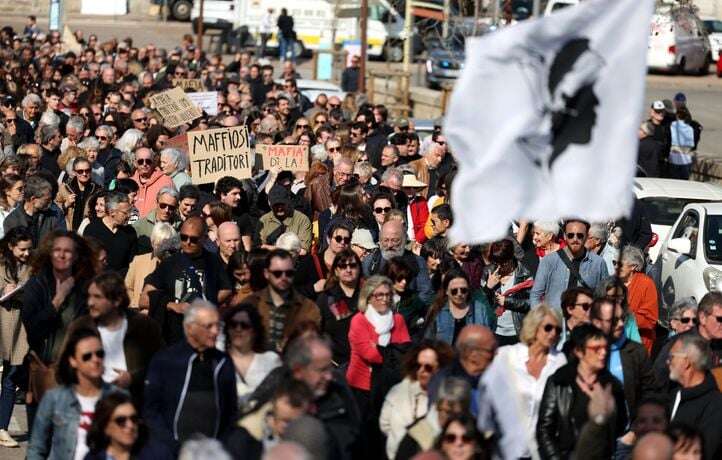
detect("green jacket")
[132,209,180,255]
[258,210,312,251]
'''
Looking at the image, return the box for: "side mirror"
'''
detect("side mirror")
[668,237,692,255]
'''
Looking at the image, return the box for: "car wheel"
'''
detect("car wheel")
[677,57,686,75]
[383,40,404,63]
[699,54,710,76]
[171,0,192,21]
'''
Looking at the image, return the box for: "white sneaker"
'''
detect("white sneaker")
[0,429,19,448]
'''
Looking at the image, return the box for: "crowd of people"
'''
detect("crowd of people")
[0,15,719,460]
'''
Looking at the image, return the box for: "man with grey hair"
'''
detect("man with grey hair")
[39,124,62,178]
[62,115,85,153]
[95,124,123,187]
[134,186,180,254]
[145,299,237,454]
[20,93,42,128]
[160,147,192,190]
[585,223,618,274]
[637,120,662,178]
[4,174,64,246]
[84,191,138,274]
[666,334,722,459]
[408,141,445,198]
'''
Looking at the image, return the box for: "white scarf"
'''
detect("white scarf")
[365,306,394,346]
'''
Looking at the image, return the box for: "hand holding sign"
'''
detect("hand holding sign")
[149,87,202,129]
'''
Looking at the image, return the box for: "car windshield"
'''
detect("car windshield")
[704,20,722,34]
[640,197,712,226]
[704,215,722,264]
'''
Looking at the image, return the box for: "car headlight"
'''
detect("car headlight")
[703,267,722,292]
[426,59,433,73]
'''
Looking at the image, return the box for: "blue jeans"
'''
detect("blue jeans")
[0,361,17,430]
[279,35,296,62]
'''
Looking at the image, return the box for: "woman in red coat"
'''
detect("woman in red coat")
[619,246,659,354]
[347,274,411,456]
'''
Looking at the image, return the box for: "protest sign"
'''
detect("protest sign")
[187,91,219,116]
[172,78,204,92]
[186,126,252,184]
[62,26,82,55]
[257,144,309,172]
[149,87,202,129]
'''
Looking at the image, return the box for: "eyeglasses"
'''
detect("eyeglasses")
[97,135,109,141]
[333,235,351,245]
[450,287,468,296]
[327,147,340,152]
[337,262,358,270]
[676,317,698,324]
[575,302,592,311]
[372,292,392,300]
[113,414,140,427]
[4,118,16,124]
[228,319,253,330]
[180,234,200,244]
[566,232,586,240]
[81,349,105,362]
[133,117,147,123]
[442,433,473,445]
[417,363,436,373]
[374,206,391,214]
[136,158,153,165]
[542,324,562,334]
[329,103,341,109]
[295,123,309,129]
[158,202,177,211]
[270,269,295,279]
[75,168,91,175]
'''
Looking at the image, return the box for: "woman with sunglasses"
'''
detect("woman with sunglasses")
[0,174,23,239]
[57,157,102,232]
[435,414,486,460]
[85,392,172,460]
[383,256,428,341]
[222,303,281,406]
[27,328,119,460]
[347,275,411,457]
[317,249,363,366]
[558,286,594,352]
[425,269,495,346]
[668,298,698,336]
[478,305,565,459]
[380,339,454,459]
[617,245,659,354]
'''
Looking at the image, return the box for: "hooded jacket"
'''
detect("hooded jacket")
[132,169,174,218]
[670,373,722,460]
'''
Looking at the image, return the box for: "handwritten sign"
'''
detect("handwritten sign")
[186,126,252,184]
[172,78,204,92]
[149,87,202,129]
[257,144,309,172]
[187,91,218,116]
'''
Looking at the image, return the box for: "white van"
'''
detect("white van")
[191,0,405,61]
[647,5,711,74]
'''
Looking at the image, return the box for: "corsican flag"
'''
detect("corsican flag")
[446,0,654,244]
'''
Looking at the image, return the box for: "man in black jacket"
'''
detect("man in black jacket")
[648,100,672,177]
[94,124,123,187]
[38,125,62,179]
[667,334,722,460]
[637,121,663,177]
[537,324,628,459]
[4,175,64,247]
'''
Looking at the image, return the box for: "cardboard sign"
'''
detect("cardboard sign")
[187,91,218,116]
[257,144,309,172]
[186,126,253,184]
[172,78,204,92]
[149,87,202,129]
[61,26,82,55]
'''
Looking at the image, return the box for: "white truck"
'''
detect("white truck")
[191,0,406,61]
[647,4,711,74]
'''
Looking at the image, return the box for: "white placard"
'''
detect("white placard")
[187,91,219,116]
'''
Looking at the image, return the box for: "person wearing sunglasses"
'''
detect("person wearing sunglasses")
[94,125,122,188]
[346,275,411,457]
[530,219,609,310]
[84,392,172,460]
[558,286,594,351]
[380,339,454,459]
[478,305,566,459]
[28,328,118,460]
[435,414,485,460]
[222,303,281,406]
[382,257,427,341]
[317,249,363,367]
[83,191,138,275]
[668,298,698,336]
[56,157,102,232]
[616,245,658,354]
[130,147,174,219]
[259,185,312,256]
[295,220,354,300]
[133,187,180,256]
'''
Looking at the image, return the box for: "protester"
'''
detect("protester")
[3,174,64,246]
[434,414,485,460]
[83,191,137,274]
[667,298,698,336]
[558,286,593,351]
[159,148,191,191]
[56,156,101,232]
[125,222,179,310]
[132,186,179,255]
[131,147,173,218]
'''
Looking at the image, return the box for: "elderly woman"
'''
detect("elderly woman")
[126,223,180,311]
[115,128,144,155]
[380,339,454,459]
[618,246,658,353]
[668,298,697,336]
[478,305,566,459]
[523,220,564,276]
[347,275,411,456]
[160,148,192,191]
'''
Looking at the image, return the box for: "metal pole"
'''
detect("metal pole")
[359,0,368,93]
[402,0,413,114]
[473,0,480,35]
[197,0,205,50]
[533,0,541,18]
[443,0,450,39]
[492,0,500,26]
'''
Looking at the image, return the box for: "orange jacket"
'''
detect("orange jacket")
[627,272,658,354]
[132,169,175,218]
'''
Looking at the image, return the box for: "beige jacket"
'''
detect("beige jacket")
[0,263,30,365]
[125,253,159,309]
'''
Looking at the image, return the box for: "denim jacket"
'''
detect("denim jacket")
[27,383,121,460]
[427,291,496,345]
[530,249,609,309]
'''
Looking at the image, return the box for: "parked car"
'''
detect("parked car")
[647,5,711,74]
[657,203,722,310]
[633,178,722,263]
[425,40,464,89]
[703,18,722,62]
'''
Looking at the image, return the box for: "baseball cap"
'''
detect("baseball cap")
[651,100,665,112]
[674,92,686,103]
[395,117,409,129]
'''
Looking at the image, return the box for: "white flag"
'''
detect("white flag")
[446,0,654,244]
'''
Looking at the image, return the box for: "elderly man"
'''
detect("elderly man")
[259,185,312,254]
[378,144,400,176]
[585,223,618,275]
[143,216,232,344]
[144,300,237,454]
[4,175,64,246]
[408,141,445,198]
[133,187,180,255]
[130,108,149,132]
[84,191,138,274]
[132,147,174,218]
[38,125,62,179]
[2,107,34,150]
[332,157,355,190]
[362,219,433,303]
[20,93,42,128]
[666,335,722,459]
[95,124,122,187]
[61,115,84,154]
[217,221,241,267]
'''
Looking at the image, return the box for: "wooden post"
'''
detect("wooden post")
[312,51,318,80]
[367,72,375,104]
[197,0,205,50]
[359,0,368,93]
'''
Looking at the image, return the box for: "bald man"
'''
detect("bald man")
[217,221,241,266]
[632,433,673,460]
[427,325,497,414]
